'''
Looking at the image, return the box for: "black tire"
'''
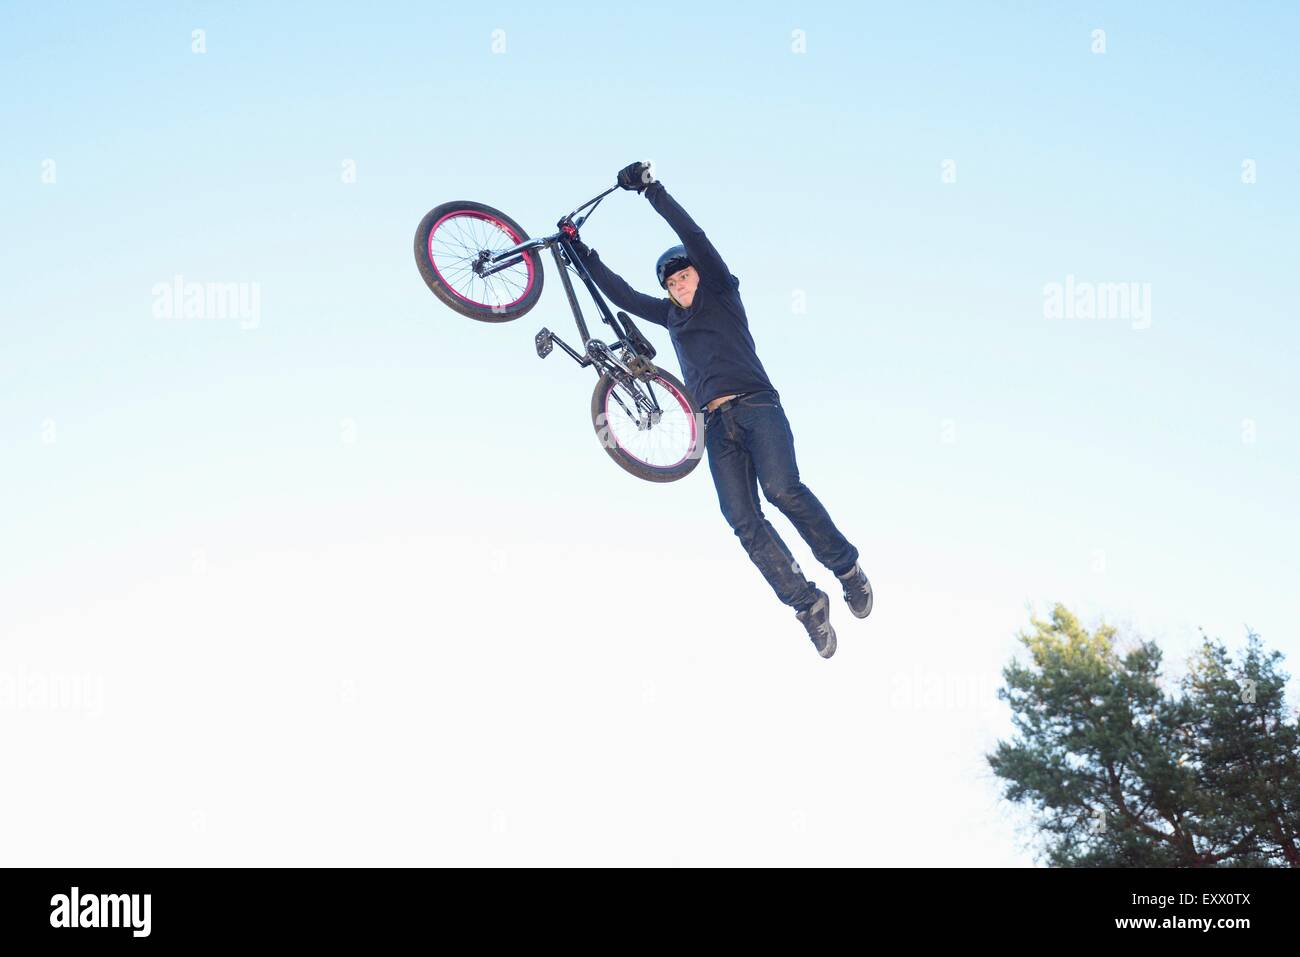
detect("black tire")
[590,365,705,483]
[414,200,545,322]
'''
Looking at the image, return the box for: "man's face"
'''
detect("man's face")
[666,265,699,307]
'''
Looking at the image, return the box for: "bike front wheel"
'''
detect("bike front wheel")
[591,366,704,483]
[414,200,544,321]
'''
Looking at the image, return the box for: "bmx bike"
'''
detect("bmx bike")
[413,184,704,483]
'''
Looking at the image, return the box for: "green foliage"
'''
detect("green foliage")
[987,605,1300,867]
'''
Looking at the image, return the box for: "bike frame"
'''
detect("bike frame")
[479,187,669,419]
[483,187,650,361]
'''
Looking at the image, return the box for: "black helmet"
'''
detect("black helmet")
[656,244,693,288]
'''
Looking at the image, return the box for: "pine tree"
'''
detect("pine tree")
[987,605,1299,866]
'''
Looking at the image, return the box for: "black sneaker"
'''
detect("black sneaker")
[836,562,873,618]
[796,588,837,658]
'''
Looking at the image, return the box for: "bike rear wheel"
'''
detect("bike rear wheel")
[591,366,703,483]
[414,200,544,321]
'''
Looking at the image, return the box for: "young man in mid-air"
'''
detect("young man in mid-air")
[569,161,871,658]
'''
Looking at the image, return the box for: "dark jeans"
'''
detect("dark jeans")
[703,389,859,613]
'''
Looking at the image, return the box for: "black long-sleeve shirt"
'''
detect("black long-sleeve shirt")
[575,181,777,412]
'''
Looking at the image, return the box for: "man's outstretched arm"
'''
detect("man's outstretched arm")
[642,180,731,286]
[572,242,671,327]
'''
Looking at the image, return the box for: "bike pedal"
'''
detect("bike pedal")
[535,327,553,358]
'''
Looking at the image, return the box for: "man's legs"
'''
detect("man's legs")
[736,394,860,578]
[705,404,821,612]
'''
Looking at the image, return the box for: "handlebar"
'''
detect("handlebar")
[558,184,620,232]
[485,184,624,270]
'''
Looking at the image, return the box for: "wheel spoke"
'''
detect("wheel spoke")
[427,210,533,309]
[602,377,699,470]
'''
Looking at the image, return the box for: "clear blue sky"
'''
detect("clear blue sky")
[2,2,1297,865]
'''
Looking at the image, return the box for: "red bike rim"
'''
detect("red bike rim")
[427,209,536,310]
[603,376,699,470]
